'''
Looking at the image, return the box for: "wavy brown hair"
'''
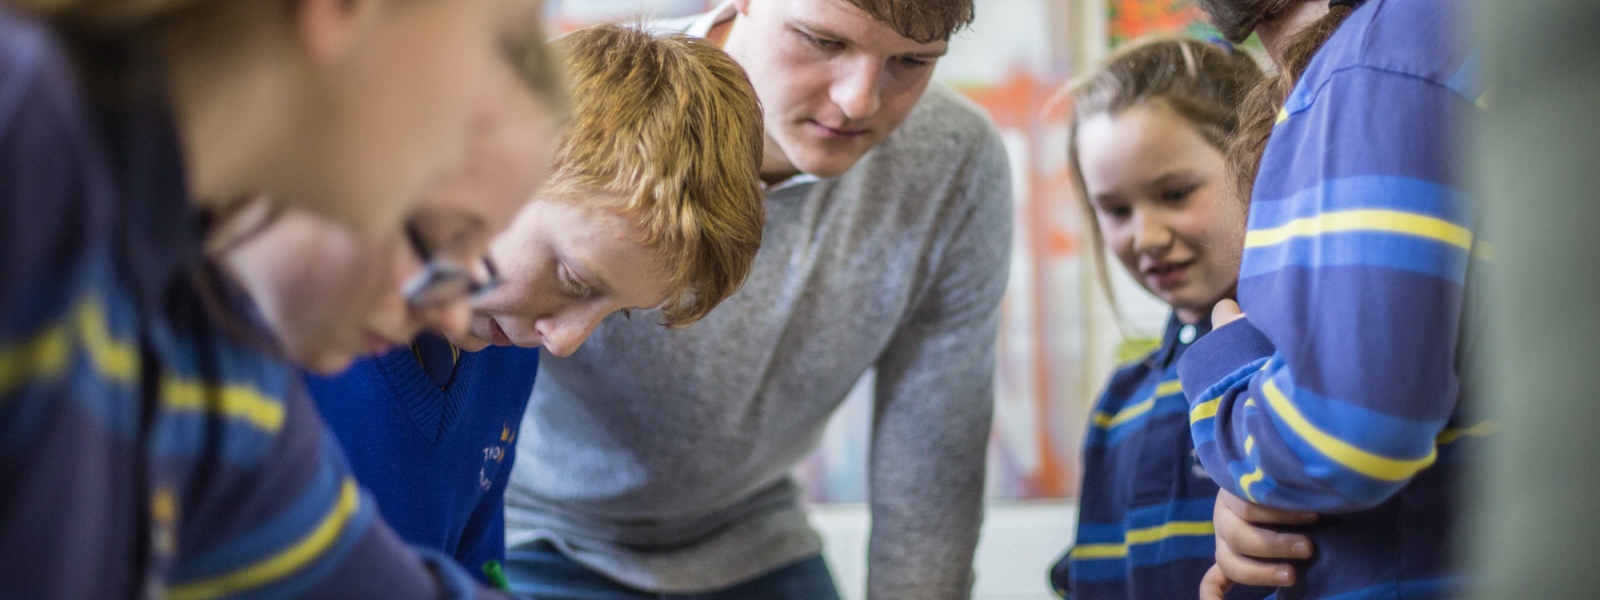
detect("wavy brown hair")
[842,0,974,43]
[1223,3,1360,204]
[1194,0,1301,43]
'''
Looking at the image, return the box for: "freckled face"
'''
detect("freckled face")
[454,197,672,357]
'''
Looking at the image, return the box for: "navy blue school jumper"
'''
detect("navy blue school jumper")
[1053,315,1271,599]
[306,341,540,581]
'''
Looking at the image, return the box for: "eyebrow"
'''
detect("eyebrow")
[1089,191,1124,206]
[1149,169,1204,188]
[787,18,949,60]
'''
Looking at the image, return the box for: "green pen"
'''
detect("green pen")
[482,559,512,592]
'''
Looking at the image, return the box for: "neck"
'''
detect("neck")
[1258,1,1331,68]
[758,136,799,184]
[1175,307,1203,325]
[721,12,802,185]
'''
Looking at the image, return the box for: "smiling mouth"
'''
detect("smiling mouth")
[1143,261,1194,286]
[1145,262,1189,276]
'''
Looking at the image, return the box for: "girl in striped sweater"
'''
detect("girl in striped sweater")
[1049,36,1265,599]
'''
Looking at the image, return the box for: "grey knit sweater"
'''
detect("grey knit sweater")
[502,60,1014,599]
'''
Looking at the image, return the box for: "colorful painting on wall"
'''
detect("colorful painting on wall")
[1109,0,1213,47]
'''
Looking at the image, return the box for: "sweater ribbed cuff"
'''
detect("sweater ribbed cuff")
[1177,317,1275,405]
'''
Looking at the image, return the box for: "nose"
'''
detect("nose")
[1132,209,1173,255]
[536,307,611,358]
[829,57,884,122]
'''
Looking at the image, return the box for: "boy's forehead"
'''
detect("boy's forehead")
[781,0,950,54]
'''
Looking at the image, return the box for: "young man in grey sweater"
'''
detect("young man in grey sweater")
[501,1,1013,598]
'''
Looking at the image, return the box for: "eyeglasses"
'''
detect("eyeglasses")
[401,220,502,308]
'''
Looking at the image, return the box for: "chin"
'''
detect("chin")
[300,351,359,376]
[782,138,869,179]
[458,318,498,351]
[452,335,491,353]
[791,154,859,179]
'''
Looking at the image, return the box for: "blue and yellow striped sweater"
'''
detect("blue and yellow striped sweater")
[1055,315,1271,599]
[1177,0,1486,597]
[0,9,508,598]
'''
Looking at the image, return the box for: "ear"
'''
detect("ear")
[292,0,383,66]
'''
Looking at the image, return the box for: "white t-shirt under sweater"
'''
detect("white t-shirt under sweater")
[503,5,1015,598]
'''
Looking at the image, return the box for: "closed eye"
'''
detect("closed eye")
[894,55,932,69]
[798,29,843,51]
[1160,184,1200,203]
[558,264,595,299]
[1093,201,1132,221]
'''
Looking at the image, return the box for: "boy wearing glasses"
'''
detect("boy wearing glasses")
[301,24,765,583]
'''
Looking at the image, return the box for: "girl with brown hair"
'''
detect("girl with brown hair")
[1049,35,1266,600]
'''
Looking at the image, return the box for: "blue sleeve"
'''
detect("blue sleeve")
[0,13,147,598]
[0,11,114,338]
[1177,66,1479,513]
[162,381,515,600]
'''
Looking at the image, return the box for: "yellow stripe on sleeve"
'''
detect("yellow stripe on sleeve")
[76,298,138,384]
[1245,209,1473,250]
[0,294,139,396]
[1190,398,1220,425]
[162,378,286,433]
[1260,379,1437,482]
[1239,468,1266,503]
[167,480,362,600]
[0,324,70,396]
